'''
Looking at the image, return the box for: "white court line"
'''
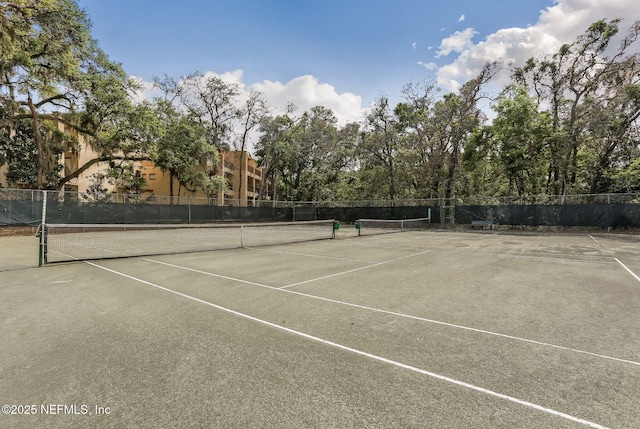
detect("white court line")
[589,235,640,282]
[615,258,640,283]
[245,247,380,264]
[280,249,432,289]
[85,261,611,429]
[141,257,640,368]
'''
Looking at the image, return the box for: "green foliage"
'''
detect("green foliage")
[256,106,358,202]
[609,157,640,192]
[83,162,148,202]
[514,18,640,196]
[151,103,224,196]
[0,0,144,190]
[486,86,552,196]
[0,118,64,188]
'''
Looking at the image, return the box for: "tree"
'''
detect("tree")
[462,126,504,196]
[394,81,443,198]
[513,18,640,195]
[255,111,297,201]
[150,100,225,200]
[488,86,552,196]
[358,97,401,202]
[177,72,241,152]
[439,64,496,199]
[256,105,357,202]
[235,89,268,203]
[580,58,640,193]
[0,0,147,190]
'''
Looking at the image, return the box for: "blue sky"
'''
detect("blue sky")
[76,0,640,124]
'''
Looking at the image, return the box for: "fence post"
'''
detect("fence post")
[38,190,48,267]
[440,198,455,227]
[188,196,192,224]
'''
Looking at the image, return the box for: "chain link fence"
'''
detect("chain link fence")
[1,189,639,227]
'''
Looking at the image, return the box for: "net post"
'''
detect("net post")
[240,225,244,247]
[355,220,361,236]
[332,220,339,239]
[38,190,48,267]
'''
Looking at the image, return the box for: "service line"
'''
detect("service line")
[86,261,610,429]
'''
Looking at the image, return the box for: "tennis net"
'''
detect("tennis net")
[40,220,337,265]
[355,217,431,236]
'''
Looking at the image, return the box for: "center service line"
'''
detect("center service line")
[86,261,610,429]
[280,249,432,289]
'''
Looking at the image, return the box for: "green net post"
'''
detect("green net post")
[355,221,361,236]
[332,220,339,239]
[37,227,43,267]
[37,225,47,267]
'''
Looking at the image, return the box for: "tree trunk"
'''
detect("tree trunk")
[27,94,45,189]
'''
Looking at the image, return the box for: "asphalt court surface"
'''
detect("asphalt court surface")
[1,229,640,428]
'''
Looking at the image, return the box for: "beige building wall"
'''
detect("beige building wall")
[0,164,9,188]
[216,151,263,206]
[0,120,116,194]
[139,151,264,206]
[60,122,118,196]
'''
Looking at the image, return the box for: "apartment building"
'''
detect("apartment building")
[0,115,265,205]
[218,151,264,206]
[139,151,264,206]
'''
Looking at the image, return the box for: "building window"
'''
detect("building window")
[148,174,156,180]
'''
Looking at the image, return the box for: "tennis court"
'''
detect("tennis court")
[1,226,640,428]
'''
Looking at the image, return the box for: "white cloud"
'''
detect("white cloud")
[436,28,478,57]
[129,71,365,152]
[131,70,363,126]
[417,61,438,71]
[458,14,466,22]
[435,0,640,92]
[129,76,158,104]
[251,75,364,125]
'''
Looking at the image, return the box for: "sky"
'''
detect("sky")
[76,0,640,126]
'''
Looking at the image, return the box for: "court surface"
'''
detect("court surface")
[1,228,640,428]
